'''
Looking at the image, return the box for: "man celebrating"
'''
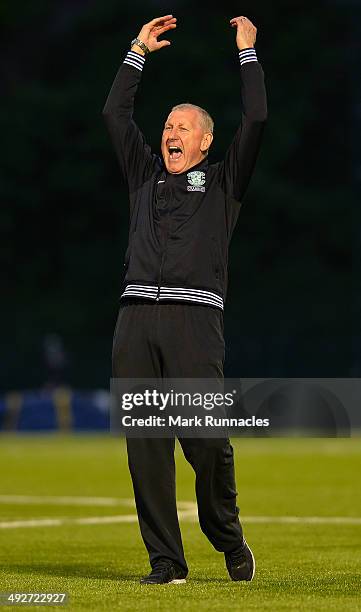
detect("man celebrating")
[103,15,267,584]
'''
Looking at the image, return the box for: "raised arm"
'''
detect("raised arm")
[102,15,177,191]
[217,16,268,202]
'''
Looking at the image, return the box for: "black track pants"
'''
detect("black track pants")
[112,300,243,574]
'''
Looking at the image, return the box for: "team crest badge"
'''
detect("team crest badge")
[187,171,206,192]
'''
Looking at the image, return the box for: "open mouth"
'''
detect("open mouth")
[168,145,183,161]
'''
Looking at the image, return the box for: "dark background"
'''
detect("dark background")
[1,0,359,391]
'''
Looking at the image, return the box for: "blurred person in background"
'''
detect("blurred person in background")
[43,333,68,389]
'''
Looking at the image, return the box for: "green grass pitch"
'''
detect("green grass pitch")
[0,435,360,611]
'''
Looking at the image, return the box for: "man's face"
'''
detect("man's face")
[161,108,213,174]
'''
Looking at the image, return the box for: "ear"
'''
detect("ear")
[200,132,214,154]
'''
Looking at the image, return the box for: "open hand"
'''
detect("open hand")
[136,15,177,52]
[230,16,257,50]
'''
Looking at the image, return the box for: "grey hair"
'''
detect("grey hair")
[171,103,214,134]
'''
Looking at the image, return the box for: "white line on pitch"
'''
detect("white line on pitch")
[0,509,196,530]
[0,516,138,529]
[0,495,135,506]
[242,516,361,525]
[1,512,361,530]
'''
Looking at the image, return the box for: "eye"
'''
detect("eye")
[164,126,171,131]
[180,127,188,131]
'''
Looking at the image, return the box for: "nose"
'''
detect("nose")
[168,127,180,140]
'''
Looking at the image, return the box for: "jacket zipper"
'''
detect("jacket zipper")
[156,253,165,301]
[156,181,170,302]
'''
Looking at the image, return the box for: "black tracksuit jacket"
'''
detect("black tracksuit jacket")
[102,48,267,311]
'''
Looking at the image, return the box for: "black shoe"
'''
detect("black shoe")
[140,559,187,585]
[225,539,255,581]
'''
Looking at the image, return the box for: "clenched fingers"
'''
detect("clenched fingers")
[152,20,177,36]
[230,16,256,30]
[146,15,175,28]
